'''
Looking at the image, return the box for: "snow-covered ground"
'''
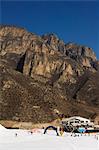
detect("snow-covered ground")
[0,124,99,150]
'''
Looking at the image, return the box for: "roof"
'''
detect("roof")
[62,116,90,122]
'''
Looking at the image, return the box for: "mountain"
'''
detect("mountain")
[0,25,99,123]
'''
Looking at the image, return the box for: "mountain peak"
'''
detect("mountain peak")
[0,25,99,123]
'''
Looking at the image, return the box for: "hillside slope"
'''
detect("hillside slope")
[0,25,99,123]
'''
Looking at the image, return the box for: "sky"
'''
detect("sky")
[0,1,99,59]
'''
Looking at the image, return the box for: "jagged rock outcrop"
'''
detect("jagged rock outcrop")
[0,25,99,123]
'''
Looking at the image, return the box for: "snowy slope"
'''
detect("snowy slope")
[0,125,99,150]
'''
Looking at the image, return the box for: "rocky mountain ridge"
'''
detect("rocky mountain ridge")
[0,25,99,123]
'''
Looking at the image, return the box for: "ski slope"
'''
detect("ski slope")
[0,124,99,150]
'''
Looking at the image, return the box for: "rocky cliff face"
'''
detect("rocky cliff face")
[0,25,99,123]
